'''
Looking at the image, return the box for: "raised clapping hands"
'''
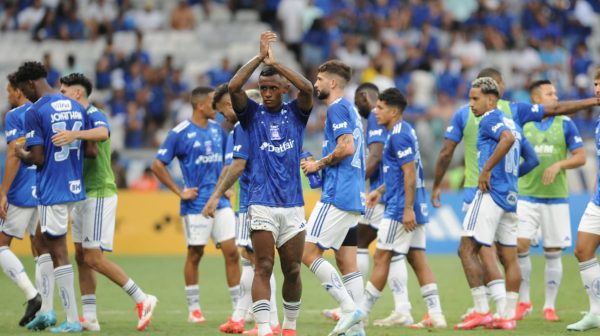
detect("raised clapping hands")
[259,31,277,61]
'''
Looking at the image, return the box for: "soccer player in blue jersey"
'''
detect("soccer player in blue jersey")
[515,80,586,322]
[57,73,157,331]
[204,85,280,334]
[301,60,366,336]
[456,77,539,330]
[567,68,600,331]
[0,72,43,327]
[361,88,447,329]
[152,86,240,324]
[13,61,87,333]
[432,68,600,322]
[228,31,313,336]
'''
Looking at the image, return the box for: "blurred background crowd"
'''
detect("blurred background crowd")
[0,0,599,192]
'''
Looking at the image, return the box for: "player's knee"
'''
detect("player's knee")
[223,247,240,263]
[187,246,204,263]
[75,248,85,266]
[83,250,103,269]
[281,261,301,280]
[574,244,592,262]
[254,257,274,278]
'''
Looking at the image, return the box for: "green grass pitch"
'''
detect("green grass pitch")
[0,254,592,335]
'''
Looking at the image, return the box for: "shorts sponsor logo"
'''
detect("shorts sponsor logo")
[233,145,242,152]
[69,180,82,194]
[26,130,35,139]
[446,126,454,133]
[5,129,17,137]
[506,192,517,205]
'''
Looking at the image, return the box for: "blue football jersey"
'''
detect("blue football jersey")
[366,111,386,194]
[24,94,87,205]
[232,122,251,213]
[236,99,309,207]
[86,105,111,134]
[321,97,365,213]
[592,118,600,207]
[156,119,230,215]
[477,109,525,212]
[4,102,37,207]
[382,121,428,224]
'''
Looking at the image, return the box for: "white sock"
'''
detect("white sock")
[361,281,381,314]
[185,284,200,313]
[389,255,411,314]
[309,257,355,312]
[282,300,300,330]
[81,294,97,321]
[471,286,489,314]
[37,253,54,312]
[488,279,507,317]
[269,273,279,327]
[55,265,79,323]
[342,271,364,305]
[252,300,272,335]
[0,246,38,300]
[122,278,146,304]
[229,285,240,310]
[357,248,370,278]
[579,259,600,315]
[518,252,531,303]
[421,283,443,315]
[232,258,253,321]
[505,292,519,319]
[544,251,562,309]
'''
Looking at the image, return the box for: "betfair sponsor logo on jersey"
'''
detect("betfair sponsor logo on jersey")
[195,153,223,164]
[259,139,295,153]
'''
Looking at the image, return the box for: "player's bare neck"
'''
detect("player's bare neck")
[326,90,344,106]
[191,113,209,128]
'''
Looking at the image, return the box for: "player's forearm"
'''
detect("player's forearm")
[558,148,586,170]
[150,160,182,196]
[543,98,600,117]
[270,62,313,96]
[483,134,514,173]
[432,140,457,188]
[316,134,354,169]
[229,56,262,94]
[1,146,20,194]
[74,127,109,142]
[213,163,244,199]
[402,164,416,209]
[375,184,386,195]
[365,143,383,179]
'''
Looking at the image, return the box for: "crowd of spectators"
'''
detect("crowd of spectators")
[1,0,600,187]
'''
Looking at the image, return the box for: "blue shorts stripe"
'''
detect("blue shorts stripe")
[312,203,328,237]
[467,192,483,231]
[311,203,329,237]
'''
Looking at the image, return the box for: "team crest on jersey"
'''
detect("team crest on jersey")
[69,180,82,194]
[204,141,213,154]
[270,124,282,140]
